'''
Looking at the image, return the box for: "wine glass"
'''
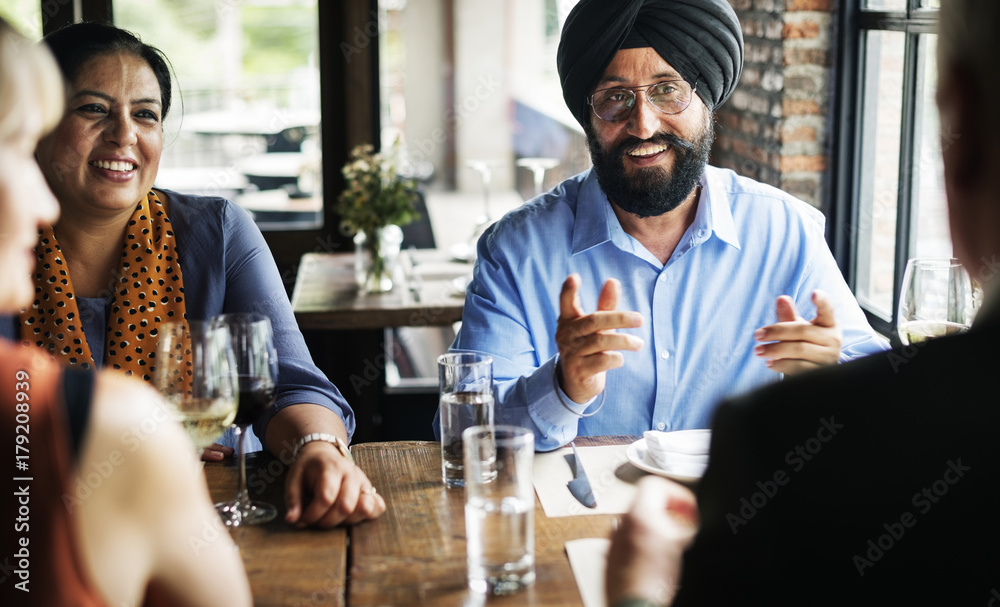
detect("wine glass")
[211,313,279,526]
[897,258,976,345]
[153,321,239,455]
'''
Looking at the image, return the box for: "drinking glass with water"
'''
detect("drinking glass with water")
[438,351,494,488]
[463,425,535,596]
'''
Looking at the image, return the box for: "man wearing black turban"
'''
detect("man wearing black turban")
[558,0,744,126]
[558,0,745,221]
[449,0,886,453]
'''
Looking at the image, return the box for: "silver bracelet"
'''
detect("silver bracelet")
[553,359,606,418]
[292,432,354,464]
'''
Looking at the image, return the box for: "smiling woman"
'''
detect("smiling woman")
[0,21,387,529]
[37,52,164,220]
[0,17,252,607]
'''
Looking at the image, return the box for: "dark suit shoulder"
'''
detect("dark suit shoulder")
[720,325,1000,426]
[677,328,1000,606]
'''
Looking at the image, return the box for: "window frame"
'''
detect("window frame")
[830,0,939,343]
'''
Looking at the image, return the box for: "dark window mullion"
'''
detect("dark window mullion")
[42,0,112,35]
[864,309,893,338]
[830,0,862,284]
[858,12,907,31]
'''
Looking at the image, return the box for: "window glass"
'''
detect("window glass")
[0,0,43,39]
[115,0,322,230]
[856,30,906,320]
[864,0,907,10]
[910,34,950,259]
[378,0,589,256]
[377,0,589,386]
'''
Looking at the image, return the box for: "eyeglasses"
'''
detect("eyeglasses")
[587,80,697,123]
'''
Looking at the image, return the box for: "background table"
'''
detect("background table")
[291,251,468,330]
[291,250,471,442]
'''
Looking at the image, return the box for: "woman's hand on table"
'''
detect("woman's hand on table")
[201,443,235,462]
[284,441,387,528]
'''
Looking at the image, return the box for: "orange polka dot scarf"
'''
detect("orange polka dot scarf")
[20,191,187,382]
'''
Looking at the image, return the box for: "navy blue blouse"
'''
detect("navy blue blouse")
[2,189,354,450]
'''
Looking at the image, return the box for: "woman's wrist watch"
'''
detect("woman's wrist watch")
[292,433,354,464]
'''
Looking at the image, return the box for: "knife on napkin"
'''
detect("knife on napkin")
[567,442,597,508]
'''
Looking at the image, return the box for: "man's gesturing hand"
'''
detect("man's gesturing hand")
[555,274,644,403]
[754,289,842,375]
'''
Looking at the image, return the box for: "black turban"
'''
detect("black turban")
[557,0,744,127]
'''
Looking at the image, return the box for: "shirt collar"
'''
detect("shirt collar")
[571,167,742,255]
[697,167,741,250]
[571,170,615,255]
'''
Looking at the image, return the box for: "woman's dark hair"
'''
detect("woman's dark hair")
[42,22,173,119]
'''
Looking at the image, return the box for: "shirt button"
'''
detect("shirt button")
[658,275,666,283]
[697,229,707,238]
[660,349,670,360]
[656,422,666,431]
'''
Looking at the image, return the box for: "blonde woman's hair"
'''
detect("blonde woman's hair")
[937,0,1000,136]
[0,16,65,143]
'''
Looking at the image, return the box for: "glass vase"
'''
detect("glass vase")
[354,225,403,294]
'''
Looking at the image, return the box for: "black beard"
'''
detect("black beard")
[586,115,714,218]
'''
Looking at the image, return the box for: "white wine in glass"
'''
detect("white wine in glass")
[897,258,976,346]
[153,321,239,452]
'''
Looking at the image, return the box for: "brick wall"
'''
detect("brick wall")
[712,0,836,210]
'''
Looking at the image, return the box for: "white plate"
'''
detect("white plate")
[626,437,709,483]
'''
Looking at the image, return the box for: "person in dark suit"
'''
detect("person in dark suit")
[605,0,1000,604]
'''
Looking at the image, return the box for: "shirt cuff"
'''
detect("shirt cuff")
[839,332,892,362]
[524,356,596,449]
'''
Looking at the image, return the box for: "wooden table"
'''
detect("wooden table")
[205,436,638,606]
[291,251,469,330]
[205,452,349,607]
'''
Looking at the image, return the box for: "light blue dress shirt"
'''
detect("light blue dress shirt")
[1,190,354,451]
[452,167,888,451]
